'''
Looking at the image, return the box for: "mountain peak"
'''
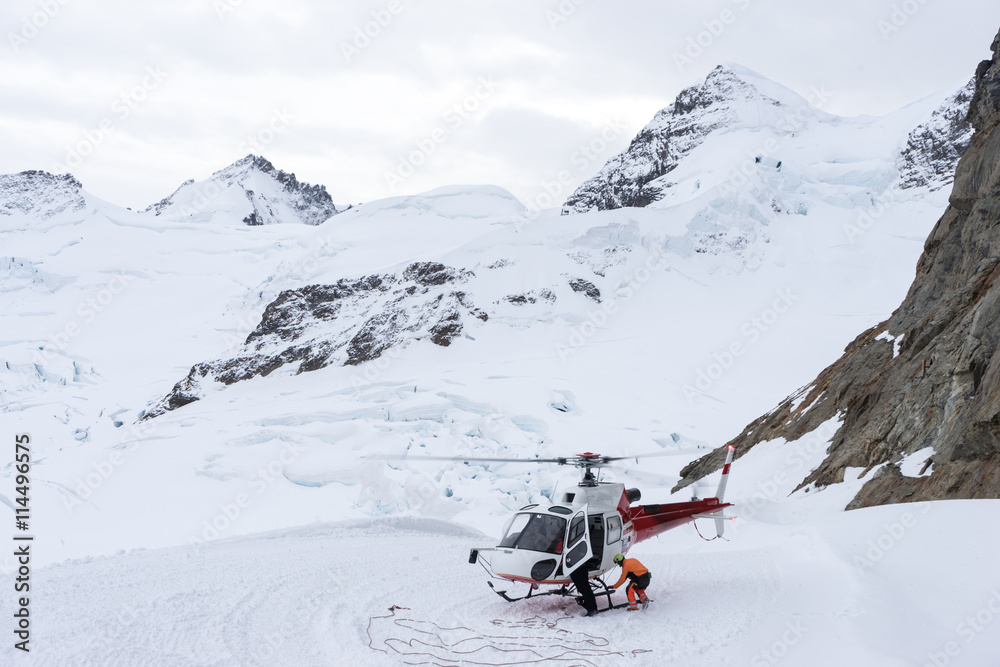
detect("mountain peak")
[563,63,829,213]
[144,155,340,226]
[0,170,88,221]
[218,154,277,177]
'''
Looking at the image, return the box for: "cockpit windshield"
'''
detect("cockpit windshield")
[498,512,566,554]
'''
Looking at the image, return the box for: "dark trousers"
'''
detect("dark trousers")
[570,567,597,613]
[628,572,651,592]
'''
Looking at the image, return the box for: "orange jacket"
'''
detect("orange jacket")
[611,558,649,589]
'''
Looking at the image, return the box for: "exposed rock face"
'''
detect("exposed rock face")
[0,171,87,219]
[675,27,1000,508]
[144,154,339,226]
[899,79,975,191]
[562,65,812,213]
[142,262,487,419]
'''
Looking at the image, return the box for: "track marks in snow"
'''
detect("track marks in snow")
[366,608,652,666]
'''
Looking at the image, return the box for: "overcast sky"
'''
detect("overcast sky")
[2,0,999,210]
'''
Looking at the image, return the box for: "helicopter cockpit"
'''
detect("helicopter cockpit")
[498,507,570,554]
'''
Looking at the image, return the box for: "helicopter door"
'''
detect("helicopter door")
[562,505,593,576]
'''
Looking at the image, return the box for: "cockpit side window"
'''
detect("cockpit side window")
[606,515,622,545]
[499,513,567,554]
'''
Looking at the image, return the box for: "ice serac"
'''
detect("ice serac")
[562,64,823,213]
[899,78,975,191]
[142,262,488,419]
[674,28,1000,509]
[0,170,88,220]
[144,154,339,226]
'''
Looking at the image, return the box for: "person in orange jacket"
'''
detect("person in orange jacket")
[609,553,650,611]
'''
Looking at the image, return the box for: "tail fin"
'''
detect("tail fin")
[714,444,735,538]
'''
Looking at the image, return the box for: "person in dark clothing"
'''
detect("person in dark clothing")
[570,566,598,616]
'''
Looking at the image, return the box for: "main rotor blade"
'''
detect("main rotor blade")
[376,454,569,465]
[598,450,676,463]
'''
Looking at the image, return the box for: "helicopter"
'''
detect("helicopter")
[396,444,736,610]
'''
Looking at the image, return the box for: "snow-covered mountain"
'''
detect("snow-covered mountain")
[678,30,1000,511]
[144,154,340,226]
[564,64,972,215]
[2,50,998,665]
[0,170,89,220]
[562,64,834,213]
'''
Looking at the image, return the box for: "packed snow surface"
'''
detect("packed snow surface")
[1,69,997,665]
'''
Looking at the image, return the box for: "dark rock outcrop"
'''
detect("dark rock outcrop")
[142,262,486,419]
[675,27,1000,509]
[0,171,87,219]
[568,278,601,303]
[899,79,975,191]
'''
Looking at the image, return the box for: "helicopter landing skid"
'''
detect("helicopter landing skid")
[582,576,631,612]
[487,581,573,603]
[487,575,630,611]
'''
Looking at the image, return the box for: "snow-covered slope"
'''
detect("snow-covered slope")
[10,469,1000,666]
[0,61,992,666]
[144,154,340,226]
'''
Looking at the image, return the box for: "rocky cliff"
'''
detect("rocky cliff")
[899,79,975,191]
[675,27,1000,508]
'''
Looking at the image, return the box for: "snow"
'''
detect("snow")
[1,68,996,665]
[876,330,905,358]
[899,447,936,478]
[9,502,1000,666]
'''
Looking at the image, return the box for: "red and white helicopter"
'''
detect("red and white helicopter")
[403,445,736,610]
